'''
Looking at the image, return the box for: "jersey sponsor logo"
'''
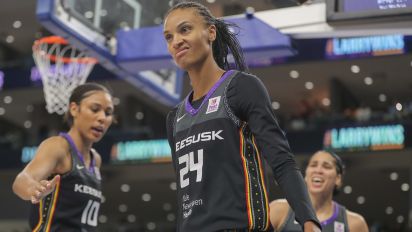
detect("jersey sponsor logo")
[74,184,102,199]
[177,114,186,123]
[76,164,85,170]
[334,221,345,232]
[183,208,192,219]
[182,194,203,219]
[175,130,224,152]
[206,96,221,114]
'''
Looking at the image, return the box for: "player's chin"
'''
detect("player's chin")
[308,186,324,194]
[89,130,105,142]
[175,58,192,70]
[92,136,104,143]
[175,61,188,70]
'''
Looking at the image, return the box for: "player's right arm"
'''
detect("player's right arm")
[12,136,67,203]
[166,108,178,171]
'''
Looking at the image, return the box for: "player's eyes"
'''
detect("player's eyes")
[180,25,191,33]
[165,34,172,42]
[105,109,113,116]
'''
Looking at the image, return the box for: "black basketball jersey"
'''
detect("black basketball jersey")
[30,133,102,232]
[171,70,271,232]
[279,202,349,232]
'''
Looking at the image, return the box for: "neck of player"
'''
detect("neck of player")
[187,54,225,101]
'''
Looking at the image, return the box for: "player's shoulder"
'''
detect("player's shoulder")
[230,70,265,92]
[167,107,179,122]
[270,198,290,210]
[90,148,102,166]
[270,199,290,217]
[36,135,69,160]
[168,100,183,115]
[39,135,68,151]
[346,209,366,222]
[346,209,369,232]
[168,105,179,115]
[270,199,291,231]
[234,70,260,81]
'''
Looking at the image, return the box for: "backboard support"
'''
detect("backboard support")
[36,0,183,106]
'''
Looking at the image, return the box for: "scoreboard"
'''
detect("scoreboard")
[343,0,412,12]
[326,0,412,23]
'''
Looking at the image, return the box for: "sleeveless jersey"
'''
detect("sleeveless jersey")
[30,133,102,232]
[171,70,271,232]
[279,202,349,232]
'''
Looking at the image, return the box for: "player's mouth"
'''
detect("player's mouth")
[311,177,324,187]
[91,126,104,137]
[176,47,189,59]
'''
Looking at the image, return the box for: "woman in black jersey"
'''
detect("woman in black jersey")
[270,151,369,232]
[163,2,320,231]
[13,83,114,231]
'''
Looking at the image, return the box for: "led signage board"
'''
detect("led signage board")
[323,124,405,151]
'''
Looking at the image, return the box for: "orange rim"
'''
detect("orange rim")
[34,36,69,45]
[45,54,97,64]
[33,36,98,64]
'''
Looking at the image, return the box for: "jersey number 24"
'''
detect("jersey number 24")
[178,149,203,188]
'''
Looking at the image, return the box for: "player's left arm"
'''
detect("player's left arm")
[227,73,320,230]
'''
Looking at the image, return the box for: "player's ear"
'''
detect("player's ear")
[335,173,342,189]
[69,102,79,118]
[208,24,217,42]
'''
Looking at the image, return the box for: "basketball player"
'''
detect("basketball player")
[270,150,369,232]
[13,83,114,231]
[163,2,320,231]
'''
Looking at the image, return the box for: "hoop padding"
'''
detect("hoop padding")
[33,36,98,115]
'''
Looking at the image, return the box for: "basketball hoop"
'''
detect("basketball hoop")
[32,36,98,115]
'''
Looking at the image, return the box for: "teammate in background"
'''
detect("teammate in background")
[270,150,369,232]
[13,83,114,231]
[163,2,320,231]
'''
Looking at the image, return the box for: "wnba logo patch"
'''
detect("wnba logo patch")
[206,96,221,114]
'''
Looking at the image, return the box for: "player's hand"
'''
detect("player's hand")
[30,175,60,204]
[304,220,322,232]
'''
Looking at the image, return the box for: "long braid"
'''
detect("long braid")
[166,2,248,72]
[213,19,247,71]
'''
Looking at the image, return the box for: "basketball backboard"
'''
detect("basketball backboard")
[36,0,183,106]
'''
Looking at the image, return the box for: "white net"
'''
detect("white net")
[32,36,97,115]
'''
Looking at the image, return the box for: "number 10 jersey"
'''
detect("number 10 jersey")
[30,133,102,232]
